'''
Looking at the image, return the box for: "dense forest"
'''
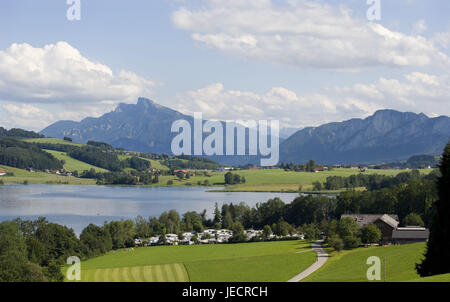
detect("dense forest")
[0,138,63,170]
[323,169,438,190]
[0,127,44,139]
[162,155,221,170]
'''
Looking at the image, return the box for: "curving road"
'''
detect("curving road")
[287,240,328,282]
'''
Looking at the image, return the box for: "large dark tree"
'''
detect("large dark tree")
[416,143,450,276]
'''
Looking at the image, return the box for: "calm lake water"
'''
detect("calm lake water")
[0,185,300,235]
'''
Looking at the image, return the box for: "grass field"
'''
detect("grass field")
[76,263,189,282]
[64,240,316,282]
[148,168,433,192]
[117,154,169,171]
[408,273,450,282]
[0,164,433,190]
[0,164,96,185]
[23,137,84,147]
[43,149,108,173]
[206,168,433,192]
[5,136,437,191]
[302,242,450,282]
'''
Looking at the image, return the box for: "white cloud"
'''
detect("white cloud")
[170,83,366,128]
[334,72,450,115]
[432,31,450,49]
[169,70,450,128]
[1,104,55,130]
[412,19,427,35]
[0,42,159,104]
[172,0,450,69]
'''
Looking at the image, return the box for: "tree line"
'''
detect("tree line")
[323,169,438,191]
[280,160,324,172]
[0,127,44,139]
[0,138,63,170]
[162,155,220,170]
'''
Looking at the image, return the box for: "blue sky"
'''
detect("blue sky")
[1,0,450,130]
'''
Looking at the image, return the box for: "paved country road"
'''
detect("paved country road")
[287,240,328,282]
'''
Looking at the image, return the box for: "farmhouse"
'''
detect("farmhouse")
[341,214,399,244]
[0,169,6,176]
[341,214,430,244]
[392,227,430,244]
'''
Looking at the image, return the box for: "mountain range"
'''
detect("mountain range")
[40,98,450,165]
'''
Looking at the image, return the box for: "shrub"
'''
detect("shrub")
[343,235,361,249]
[361,224,381,244]
[403,213,424,227]
[328,236,344,252]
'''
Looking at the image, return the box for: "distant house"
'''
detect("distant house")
[0,169,7,176]
[173,169,189,174]
[217,167,232,171]
[341,214,399,244]
[392,227,429,244]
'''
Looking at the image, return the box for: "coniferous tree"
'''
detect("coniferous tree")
[416,143,450,276]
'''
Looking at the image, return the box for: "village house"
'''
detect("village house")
[0,169,7,176]
[341,214,400,244]
[341,214,429,244]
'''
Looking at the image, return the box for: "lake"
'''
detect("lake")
[0,185,300,235]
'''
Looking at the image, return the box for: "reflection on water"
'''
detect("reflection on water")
[0,185,299,235]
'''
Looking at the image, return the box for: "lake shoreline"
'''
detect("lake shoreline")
[1,182,343,194]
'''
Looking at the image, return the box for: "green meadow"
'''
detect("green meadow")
[3,136,435,190]
[204,168,433,192]
[303,242,450,282]
[0,164,95,185]
[65,240,316,282]
[23,137,84,147]
[43,149,108,173]
[77,263,189,282]
[117,154,169,171]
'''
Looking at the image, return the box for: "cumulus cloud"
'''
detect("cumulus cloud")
[171,0,450,69]
[170,71,450,128]
[169,83,362,128]
[1,103,55,130]
[334,72,450,117]
[0,42,159,104]
[412,19,427,35]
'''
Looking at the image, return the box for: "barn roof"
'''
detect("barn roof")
[341,214,399,228]
[392,227,429,240]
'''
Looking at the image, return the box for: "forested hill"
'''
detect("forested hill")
[0,127,43,139]
[0,137,62,170]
